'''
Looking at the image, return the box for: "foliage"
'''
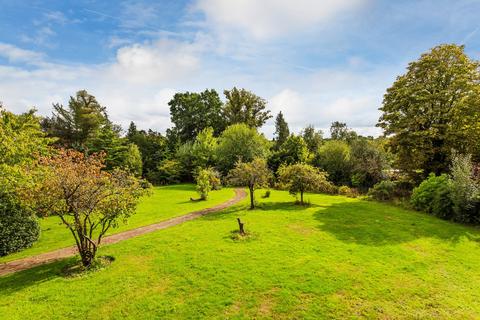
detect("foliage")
[151,159,183,185]
[168,89,225,142]
[216,123,270,173]
[277,163,334,204]
[349,138,388,190]
[0,107,50,256]
[301,125,323,154]
[195,168,221,200]
[126,122,169,180]
[0,191,40,256]
[0,107,52,166]
[338,186,359,198]
[227,158,272,209]
[21,149,146,267]
[191,127,218,169]
[313,140,352,185]
[273,111,290,149]
[269,134,309,174]
[42,90,110,149]
[449,153,480,223]
[223,87,272,128]
[330,121,357,141]
[378,44,480,178]
[121,143,143,176]
[368,180,397,201]
[411,174,454,219]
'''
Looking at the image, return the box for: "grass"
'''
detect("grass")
[1,189,480,319]
[0,184,235,263]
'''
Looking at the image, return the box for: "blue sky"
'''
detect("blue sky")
[1,0,479,137]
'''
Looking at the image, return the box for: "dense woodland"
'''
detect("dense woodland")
[1,44,480,261]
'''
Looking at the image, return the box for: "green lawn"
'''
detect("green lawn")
[1,189,480,319]
[0,184,235,263]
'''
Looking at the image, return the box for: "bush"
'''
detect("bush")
[449,153,480,223]
[262,190,271,198]
[367,180,396,201]
[0,192,40,256]
[338,185,359,198]
[411,174,453,218]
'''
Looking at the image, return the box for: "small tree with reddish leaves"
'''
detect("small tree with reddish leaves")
[22,149,147,267]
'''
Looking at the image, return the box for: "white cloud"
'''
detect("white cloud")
[0,43,44,64]
[108,38,202,84]
[194,0,367,40]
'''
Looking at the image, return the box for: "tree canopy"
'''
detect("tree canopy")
[223,87,272,128]
[378,44,480,178]
[216,123,270,173]
[168,89,225,142]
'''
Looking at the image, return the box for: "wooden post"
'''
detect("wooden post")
[237,218,245,235]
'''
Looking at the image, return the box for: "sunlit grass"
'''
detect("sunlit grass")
[1,189,480,318]
[0,184,235,263]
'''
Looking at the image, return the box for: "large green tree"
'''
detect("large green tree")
[168,89,225,142]
[223,87,272,128]
[42,90,110,148]
[216,123,270,173]
[378,44,480,177]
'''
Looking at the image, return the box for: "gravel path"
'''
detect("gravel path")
[0,188,247,277]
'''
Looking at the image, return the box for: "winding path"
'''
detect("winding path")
[0,188,247,277]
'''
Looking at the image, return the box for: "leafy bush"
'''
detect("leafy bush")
[411,174,453,218]
[449,153,480,223]
[338,185,359,198]
[0,192,40,256]
[367,180,396,201]
[262,190,271,198]
[195,168,221,200]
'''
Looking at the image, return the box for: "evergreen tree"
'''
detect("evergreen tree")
[274,111,290,149]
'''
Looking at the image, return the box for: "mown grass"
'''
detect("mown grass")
[0,184,235,263]
[1,189,480,319]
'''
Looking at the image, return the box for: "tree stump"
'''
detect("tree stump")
[237,218,245,235]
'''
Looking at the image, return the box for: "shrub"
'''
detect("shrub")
[262,190,271,198]
[0,192,40,256]
[411,174,454,218]
[449,153,480,223]
[367,180,396,201]
[195,168,221,200]
[338,185,359,198]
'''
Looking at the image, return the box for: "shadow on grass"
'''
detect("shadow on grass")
[0,258,73,296]
[314,200,480,246]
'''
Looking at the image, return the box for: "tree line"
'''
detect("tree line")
[1,43,480,264]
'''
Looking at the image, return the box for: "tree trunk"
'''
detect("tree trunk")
[237,218,245,235]
[300,191,304,205]
[249,185,255,209]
